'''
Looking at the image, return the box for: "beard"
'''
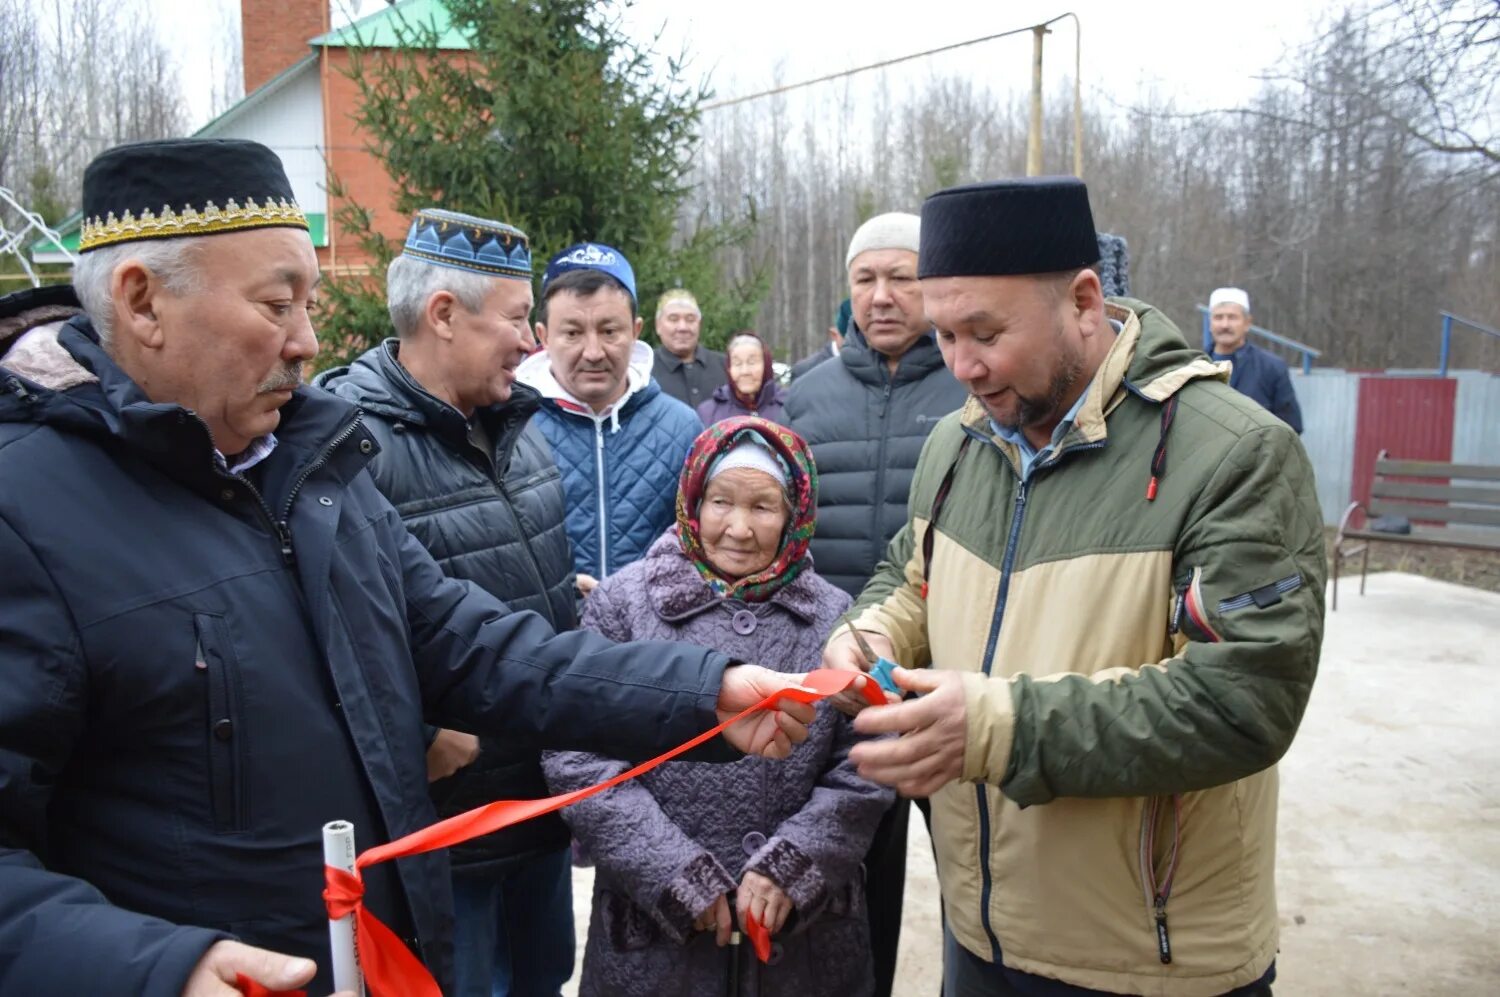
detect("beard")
[257,362,304,393]
[993,341,1086,433]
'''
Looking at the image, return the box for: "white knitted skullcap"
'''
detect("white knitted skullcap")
[707,438,788,488]
[846,212,921,269]
[1209,287,1250,312]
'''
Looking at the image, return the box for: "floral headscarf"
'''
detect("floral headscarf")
[675,416,818,603]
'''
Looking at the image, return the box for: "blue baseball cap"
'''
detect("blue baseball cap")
[541,242,636,303]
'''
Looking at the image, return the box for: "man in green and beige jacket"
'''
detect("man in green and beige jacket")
[833,177,1325,997]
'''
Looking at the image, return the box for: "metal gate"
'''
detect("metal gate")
[1350,377,1458,515]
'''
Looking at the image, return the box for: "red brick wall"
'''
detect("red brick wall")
[320,48,411,272]
[243,0,328,94]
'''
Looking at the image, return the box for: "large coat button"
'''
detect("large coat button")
[742,831,766,855]
[731,609,757,635]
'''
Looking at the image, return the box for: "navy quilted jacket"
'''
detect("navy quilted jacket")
[315,341,576,875]
[518,344,701,579]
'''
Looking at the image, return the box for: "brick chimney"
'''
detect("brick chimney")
[242,0,329,95]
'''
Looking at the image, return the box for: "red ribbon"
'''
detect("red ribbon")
[236,668,881,997]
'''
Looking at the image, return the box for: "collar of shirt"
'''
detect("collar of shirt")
[216,434,278,476]
[991,387,1090,481]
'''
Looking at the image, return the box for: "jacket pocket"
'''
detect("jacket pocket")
[599,888,661,951]
[1172,566,1223,644]
[195,614,248,833]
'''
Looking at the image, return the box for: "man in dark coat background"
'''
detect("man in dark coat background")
[651,287,727,410]
[316,209,580,996]
[1208,286,1304,433]
[0,139,816,997]
[785,211,969,997]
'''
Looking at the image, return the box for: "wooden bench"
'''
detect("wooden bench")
[1332,452,1500,609]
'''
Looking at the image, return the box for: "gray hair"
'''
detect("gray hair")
[73,237,204,347]
[386,254,500,337]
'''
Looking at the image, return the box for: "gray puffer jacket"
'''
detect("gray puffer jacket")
[544,531,892,997]
[785,328,969,595]
[317,340,575,875]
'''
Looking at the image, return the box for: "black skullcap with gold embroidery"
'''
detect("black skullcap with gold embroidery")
[919,176,1098,278]
[79,138,308,253]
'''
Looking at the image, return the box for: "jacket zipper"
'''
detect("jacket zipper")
[871,376,894,577]
[972,435,1107,960]
[1140,793,1181,964]
[218,414,364,566]
[278,414,364,565]
[594,418,609,577]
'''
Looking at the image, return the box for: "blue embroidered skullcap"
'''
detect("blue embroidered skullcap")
[401,208,532,280]
[541,242,636,303]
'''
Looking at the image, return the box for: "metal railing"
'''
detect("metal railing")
[1196,305,1322,374]
[0,187,77,287]
[1438,312,1500,377]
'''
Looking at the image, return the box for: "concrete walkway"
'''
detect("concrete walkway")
[563,572,1500,995]
[1275,572,1500,993]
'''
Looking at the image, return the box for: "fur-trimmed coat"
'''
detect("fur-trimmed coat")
[544,531,892,997]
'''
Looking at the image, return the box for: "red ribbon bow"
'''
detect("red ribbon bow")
[238,668,881,997]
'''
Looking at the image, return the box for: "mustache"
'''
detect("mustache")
[257,363,304,393]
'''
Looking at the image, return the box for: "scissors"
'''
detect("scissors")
[840,614,903,697]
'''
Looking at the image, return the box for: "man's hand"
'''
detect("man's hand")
[822,628,900,715]
[182,940,325,997]
[737,870,793,935]
[426,728,480,782]
[575,573,599,596]
[692,894,733,947]
[716,665,816,759]
[849,667,968,797]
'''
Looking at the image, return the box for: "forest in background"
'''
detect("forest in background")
[2,0,1495,370]
[685,3,1499,369]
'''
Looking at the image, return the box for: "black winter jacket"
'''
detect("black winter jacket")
[0,294,737,996]
[316,341,576,876]
[784,328,969,595]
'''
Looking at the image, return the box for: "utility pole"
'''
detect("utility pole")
[1027,24,1048,176]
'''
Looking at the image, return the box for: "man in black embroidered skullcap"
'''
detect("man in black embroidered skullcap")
[0,139,821,996]
[826,177,1326,996]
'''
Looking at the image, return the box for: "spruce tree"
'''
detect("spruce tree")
[318,0,763,366]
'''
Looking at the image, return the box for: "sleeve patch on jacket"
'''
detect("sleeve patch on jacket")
[1216,572,1302,614]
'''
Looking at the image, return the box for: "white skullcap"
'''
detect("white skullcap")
[846,212,921,269]
[707,438,788,488]
[1209,287,1250,312]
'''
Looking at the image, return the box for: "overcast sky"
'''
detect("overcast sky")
[164,0,1340,131]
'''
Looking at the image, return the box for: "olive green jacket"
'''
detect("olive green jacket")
[850,299,1325,995]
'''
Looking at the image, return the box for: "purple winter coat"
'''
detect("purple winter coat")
[543,531,891,997]
[697,380,789,428]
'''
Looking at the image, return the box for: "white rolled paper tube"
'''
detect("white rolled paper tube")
[323,820,364,996]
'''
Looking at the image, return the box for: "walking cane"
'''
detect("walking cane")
[727,927,742,995]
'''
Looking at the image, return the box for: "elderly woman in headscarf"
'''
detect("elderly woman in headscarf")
[543,416,890,997]
[697,330,789,426]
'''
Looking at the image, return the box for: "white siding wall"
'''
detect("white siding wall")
[1294,370,1362,525]
[1453,372,1500,467]
[200,62,326,217]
